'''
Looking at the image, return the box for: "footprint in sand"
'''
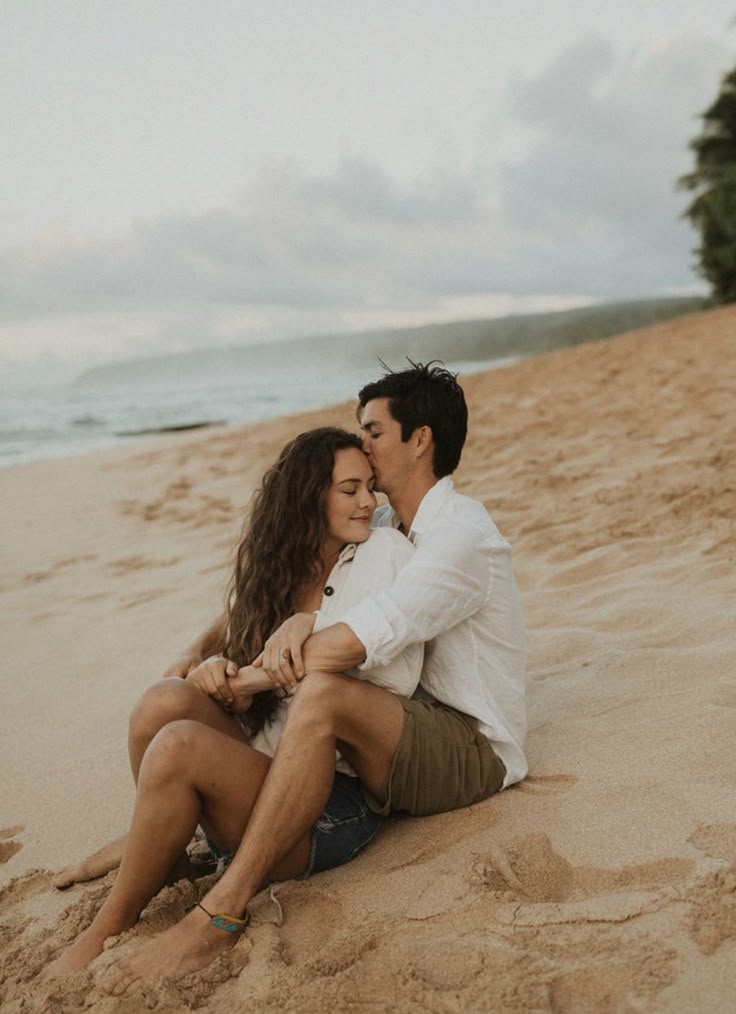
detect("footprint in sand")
[117,484,235,527]
[120,589,168,609]
[0,841,23,864]
[0,825,24,865]
[547,948,678,1014]
[687,864,736,956]
[471,832,694,908]
[0,869,54,912]
[471,833,574,902]
[688,823,736,864]
[306,928,379,978]
[23,553,97,585]
[105,555,181,577]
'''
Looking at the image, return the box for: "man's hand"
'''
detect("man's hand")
[186,655,239,708]
[162,653,202,680]
[253,612,317,689]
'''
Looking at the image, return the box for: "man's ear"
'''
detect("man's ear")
[414,425,434,460]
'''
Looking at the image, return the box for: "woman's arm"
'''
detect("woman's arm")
[184,663,275,714]
[162,615,228,679]
[230,665,275,696]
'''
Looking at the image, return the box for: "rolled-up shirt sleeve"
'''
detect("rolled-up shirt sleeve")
[339,519,491,670]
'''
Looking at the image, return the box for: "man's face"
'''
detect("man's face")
[359,398,412,496]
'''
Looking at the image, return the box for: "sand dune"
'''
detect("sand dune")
[1,304,734,1012]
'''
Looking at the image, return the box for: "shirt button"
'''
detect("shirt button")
[324,586,334,596]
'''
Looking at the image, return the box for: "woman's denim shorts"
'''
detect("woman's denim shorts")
[206,772,382,879]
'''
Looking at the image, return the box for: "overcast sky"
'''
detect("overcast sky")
[1,1,734,381]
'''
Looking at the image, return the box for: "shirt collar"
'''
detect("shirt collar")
[408,476,454,538]
[337,542,358,563]
[324,541,358,586]
[376,477,455,541]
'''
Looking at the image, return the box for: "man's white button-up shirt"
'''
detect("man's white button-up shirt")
[251,527,423,775]
[338,476,527,787]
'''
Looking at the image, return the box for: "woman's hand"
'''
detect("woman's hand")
[185,655,239,708]
[162,652,202,679]
[223,675,253,715]
[253,612,317,689]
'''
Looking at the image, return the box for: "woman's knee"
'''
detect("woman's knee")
[129,678,201,740]
[138,718,201,786]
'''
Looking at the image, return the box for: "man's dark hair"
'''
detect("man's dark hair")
[358,360,468,477]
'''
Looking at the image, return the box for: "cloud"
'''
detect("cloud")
[0,158,485,331]
[300,158,478,226]
[497,35,731,290]
[0,33,731,367]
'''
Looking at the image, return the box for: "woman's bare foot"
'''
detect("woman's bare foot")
[41,925,109,978]
[100,906,240,995]
[53,835,127,890]
[53,838,206,890]
[53,859,113,890]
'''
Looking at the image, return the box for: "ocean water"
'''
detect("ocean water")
[0,356,511,468]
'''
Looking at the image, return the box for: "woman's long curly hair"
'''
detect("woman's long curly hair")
[224,427,364,734]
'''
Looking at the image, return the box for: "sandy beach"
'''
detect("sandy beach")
[1,304,734,1012]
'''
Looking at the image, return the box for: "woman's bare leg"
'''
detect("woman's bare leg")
[127,678,250,782]
[54,680,248,889]
[44,719,309,977]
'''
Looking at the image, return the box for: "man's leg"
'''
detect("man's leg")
[102,673,404,992]
[205,672,403,905]
[46,718,308,978]
[54,680,248,889]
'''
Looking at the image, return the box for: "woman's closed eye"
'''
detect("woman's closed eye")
[342,484,374,496]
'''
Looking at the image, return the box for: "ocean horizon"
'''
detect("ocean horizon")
[0,353,512,468]
[3,296,704,469]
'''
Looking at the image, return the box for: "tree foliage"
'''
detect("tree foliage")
[680,65,736,302]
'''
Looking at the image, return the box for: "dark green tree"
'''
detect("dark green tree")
[680,65,736,302]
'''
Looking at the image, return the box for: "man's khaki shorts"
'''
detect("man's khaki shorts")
[365,698,506,817]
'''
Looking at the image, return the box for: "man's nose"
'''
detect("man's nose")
[361,433,371,454]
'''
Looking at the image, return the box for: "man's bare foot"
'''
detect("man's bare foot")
[100,906,241,995]
[41,926,108,978]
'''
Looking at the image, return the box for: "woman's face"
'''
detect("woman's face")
[323,446,377,552]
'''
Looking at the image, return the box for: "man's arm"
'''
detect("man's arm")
[338,520,490,669]
[302,622,366,672]
[255,618,366,689]
[258,522,488,688]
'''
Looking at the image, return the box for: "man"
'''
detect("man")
[103,361,526,992]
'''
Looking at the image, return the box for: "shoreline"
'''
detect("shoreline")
[0,356,515,470]
[1,305,734,1012]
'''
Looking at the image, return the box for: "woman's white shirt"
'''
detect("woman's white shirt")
[249,527,421,771]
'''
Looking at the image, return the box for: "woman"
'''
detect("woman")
[45,427,421,976]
